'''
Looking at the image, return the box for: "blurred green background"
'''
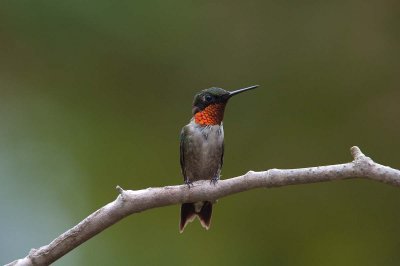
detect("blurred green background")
[1,1,400,265]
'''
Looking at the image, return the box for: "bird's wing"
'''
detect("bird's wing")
[179,127,187,181]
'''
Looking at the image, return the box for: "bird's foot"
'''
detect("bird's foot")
[210,176,220,185]
[184,180,194,188]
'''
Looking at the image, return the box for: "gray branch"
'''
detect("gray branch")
[7,146,400,265]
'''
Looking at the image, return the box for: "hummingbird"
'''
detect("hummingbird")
[179,85,259,232]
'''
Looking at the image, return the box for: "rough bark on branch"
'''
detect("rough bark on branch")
[7,146,400,265]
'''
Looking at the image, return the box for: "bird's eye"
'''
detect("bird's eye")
[205,95,212,102]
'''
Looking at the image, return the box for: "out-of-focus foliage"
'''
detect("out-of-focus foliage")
[1,1,399,265]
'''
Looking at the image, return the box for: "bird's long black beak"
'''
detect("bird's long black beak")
[228,85,259,98]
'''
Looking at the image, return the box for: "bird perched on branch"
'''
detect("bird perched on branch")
[179,85,259,232]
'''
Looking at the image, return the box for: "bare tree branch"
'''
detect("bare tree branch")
[6,146,400,265]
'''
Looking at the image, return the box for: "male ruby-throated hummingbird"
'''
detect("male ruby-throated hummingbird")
[179,85,259,232]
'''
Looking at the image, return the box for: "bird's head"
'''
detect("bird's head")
[192,85,258,125]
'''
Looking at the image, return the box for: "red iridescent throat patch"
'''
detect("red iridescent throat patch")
[194,103,226,125]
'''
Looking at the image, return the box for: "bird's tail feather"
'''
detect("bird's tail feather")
[180,201,213,233]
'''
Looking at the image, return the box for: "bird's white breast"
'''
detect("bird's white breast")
[184,119,224,181]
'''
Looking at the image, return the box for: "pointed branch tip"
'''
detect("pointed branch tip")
[116,185,125,194]
[350,146,365,160]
